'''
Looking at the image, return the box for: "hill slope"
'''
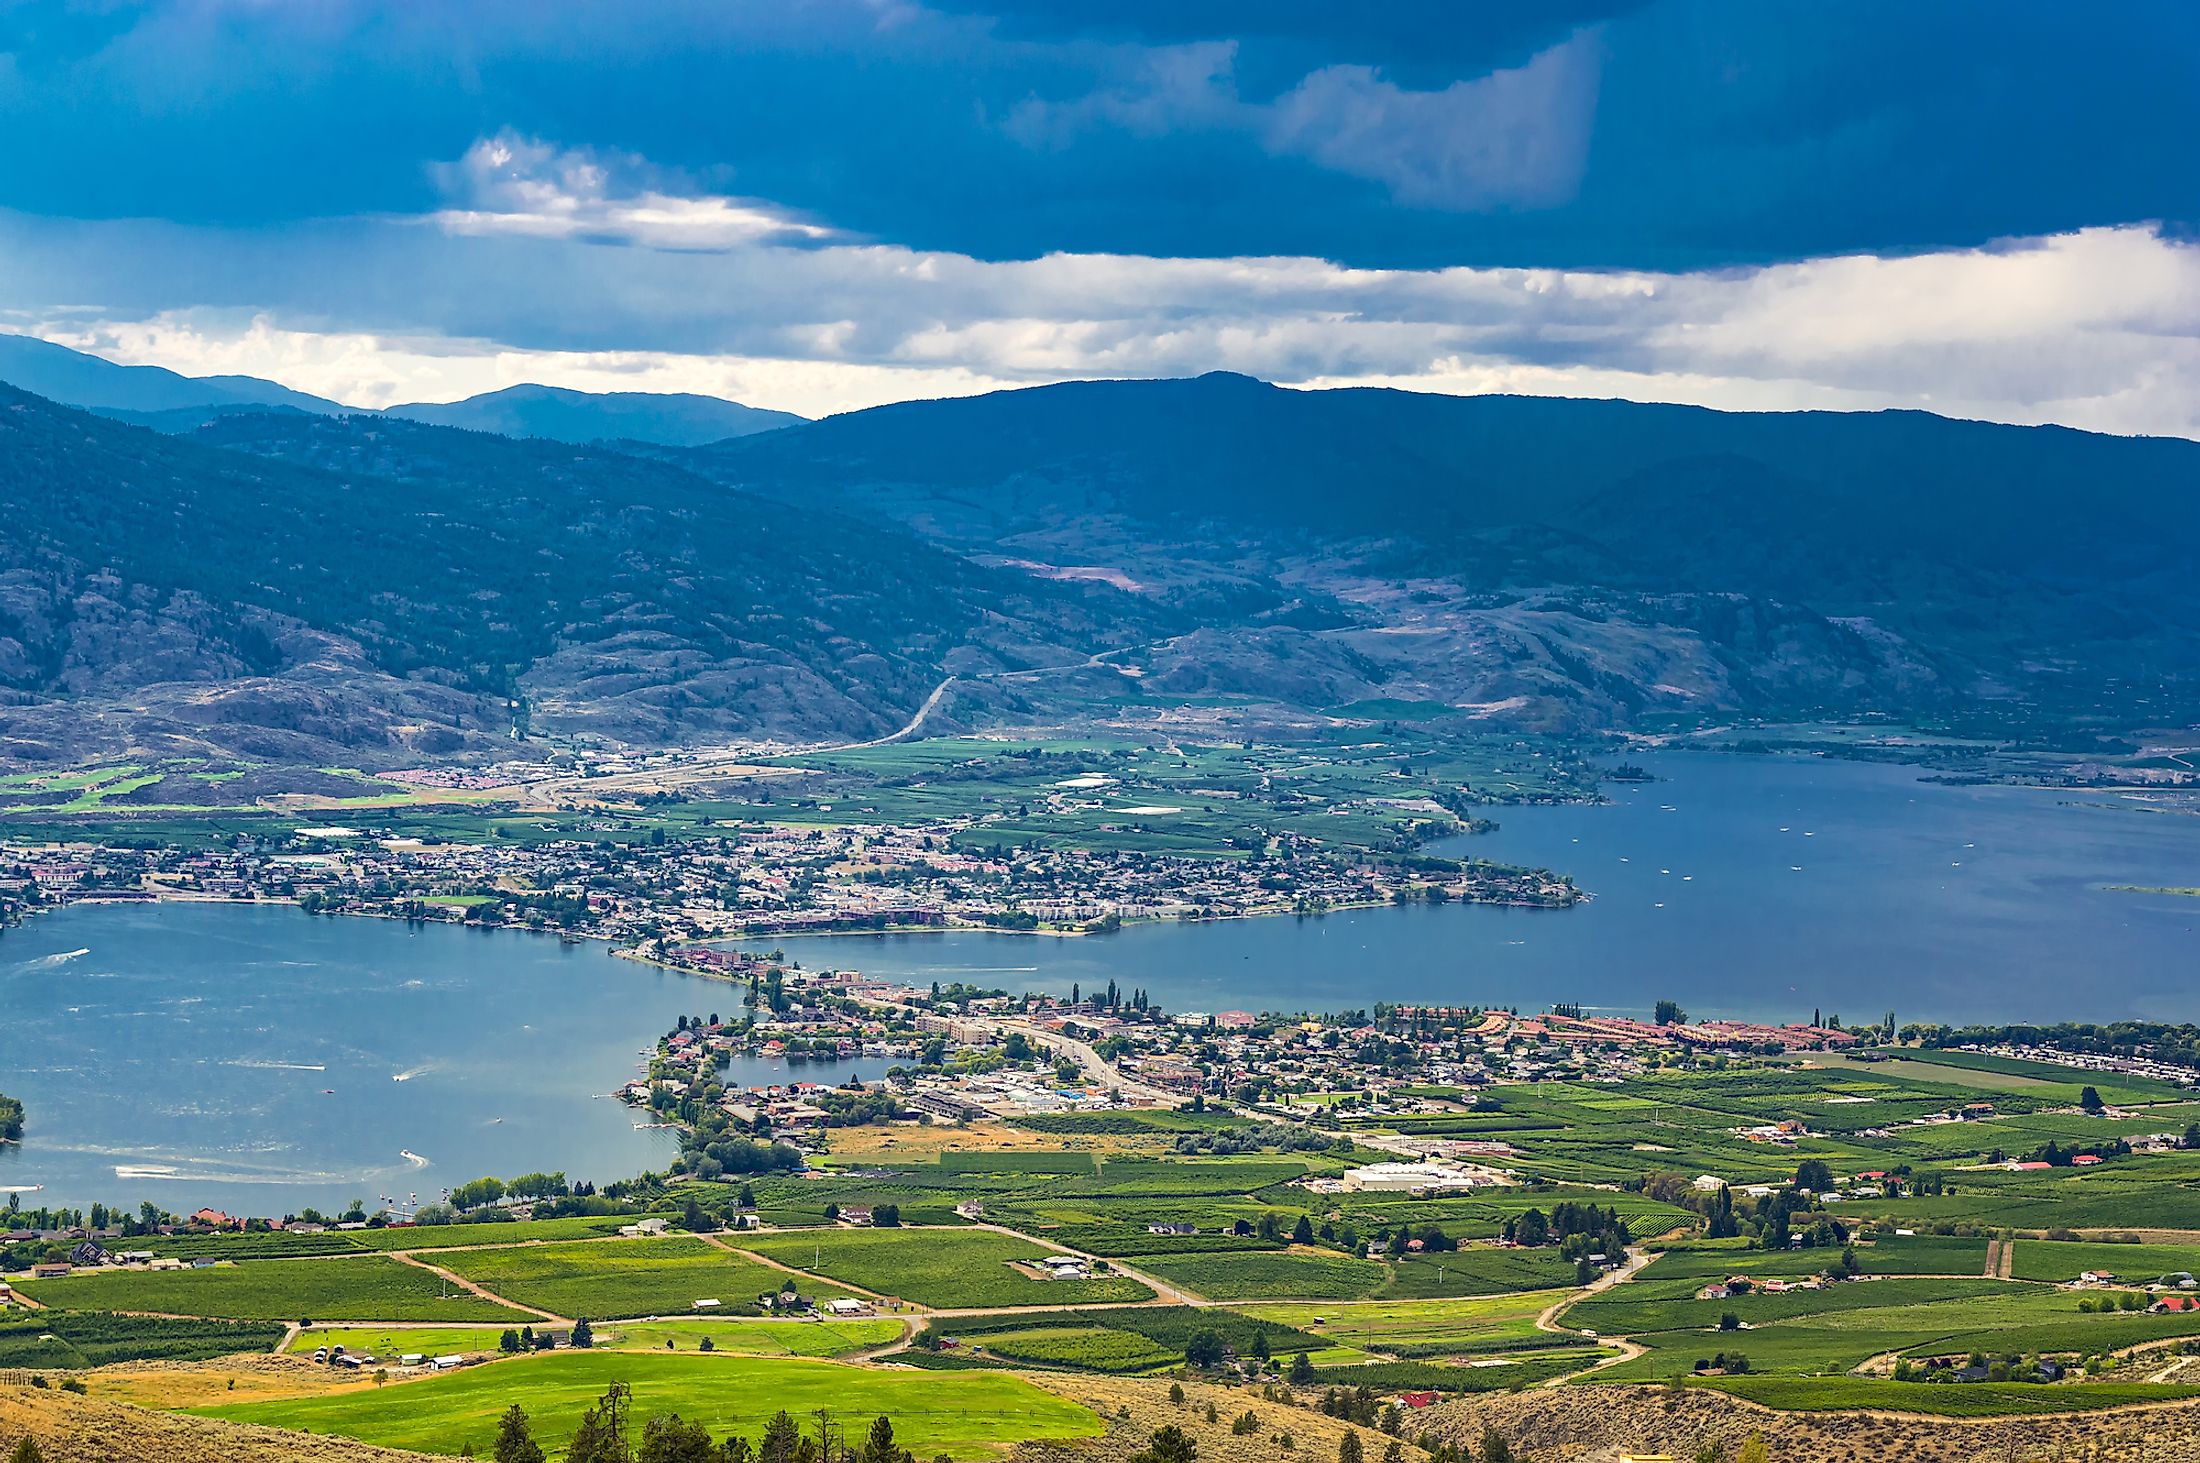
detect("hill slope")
[0,387,1146,762]
[691,374,2200,731]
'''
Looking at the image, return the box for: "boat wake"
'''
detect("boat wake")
[228,1058,329,1072]
[391,1065,433,1082]
[400,1149,430,1168]
[16,947,90,970]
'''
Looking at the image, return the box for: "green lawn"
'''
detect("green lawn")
[14,1257,531,1322]
[434,1238,829,1319]
[729,1228,1152,1309]
[203,1350,1104,1457]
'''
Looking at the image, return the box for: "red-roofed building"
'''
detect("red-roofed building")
[2072,1154,2104,1166]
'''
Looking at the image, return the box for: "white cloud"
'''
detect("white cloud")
[3,139,2199,437]
[1263,36,1603,210]
[429,133,838,250]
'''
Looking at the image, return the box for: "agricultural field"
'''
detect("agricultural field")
[1138,1246,1577,1302]
[431,1237,834,1319]
[0,1311,286,1369]
[1238,1292,1572,1358]
[286,1317,903,1359]
[1690,1375,2200,1417]
[728,1227,1153,1309]
[934,1305,1325,1375]
[12,1256,533,1322]
[203,1350,1107,1458]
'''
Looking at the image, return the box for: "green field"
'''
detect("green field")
[287,1317,902,1359]
[204,1350,1105,1457]
[1688,1375,2200,1417]
[14,1257,532,1322]
[730,1228,1153,1309]
[1239,1292,1571,1356]
[1138,1246,1579,1302]
[433,1238,831,1319]
[0,1311,286,1368]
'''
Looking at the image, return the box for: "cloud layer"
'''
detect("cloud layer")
[5,134,2199,436]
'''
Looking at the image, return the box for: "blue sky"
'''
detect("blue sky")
[2,0,2197,429]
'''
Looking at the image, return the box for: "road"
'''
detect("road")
[1531,1245,1653,1384]
[1001,1020,1177,1105]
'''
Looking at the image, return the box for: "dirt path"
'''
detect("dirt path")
[1531,1247,1654,1386]
[1981,1238,2001,1277]
[1997,1237,2016,1279]
[693,1230,900,1303]
[385,1250,566,1324]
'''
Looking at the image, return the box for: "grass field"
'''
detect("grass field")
[432,1237,830,1319]
[14,1257,532,1322]
[203,1350,1105,1457]
[1238,1293,1570,1356]
[1138,1246,1579,1302]
[286,1317,902,1359]
[730,1228,1153,1309]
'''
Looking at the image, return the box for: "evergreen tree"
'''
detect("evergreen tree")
[638,1413,716,1463]
[1338,1431,1363,1463]
[494,1405,546,1463]
[760,1411,803,1463]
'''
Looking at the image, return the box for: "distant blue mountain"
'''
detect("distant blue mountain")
[0,333,344,417]
[0,335,804,447]
[378,383,804,445]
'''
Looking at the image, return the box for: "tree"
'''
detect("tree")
[857,1416,914,1463]
[572,1318,595,1349]
[1477,1428,1513,1463]
[1292,1215,1315,1244]
[873,1203,902,1227]
[1694,1443,1728,1463]
[1289,1351,1317,1384]
[1338,1432,1363,1463]
[494,1405,546,1463]
[1183,1329,1227,1369]
[1251,1331,1271,1364]
[2080,1085,2105,1113]
[760,1411,804,1463]
[8,1440,46,1463]
[1793,1158,1835,1193]
[638,1414,716,1463]
[567,1383,635,1463]
[1131,1427,1198,1463]
[1736,1435,1771,1463]
[500,1328,522,1354]
[1654,999,1686,1026]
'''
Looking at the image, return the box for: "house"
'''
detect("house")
[1394,1391,1440,1410]
[839,1207,875,1227]
[1147,1223,1198,1236]
[2072,1154,2104,1166]
[693,1298,723,1310]
[1039,1255,1091,1279]
[189,1208,239,1230]
[827,1297,870,1316]
[30,1263,71,1279]
[2152,1295,2200,1313]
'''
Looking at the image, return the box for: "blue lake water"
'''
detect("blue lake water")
[0,905,874,1213]
[4,751,2196,1214]
[751,752,2200,1026]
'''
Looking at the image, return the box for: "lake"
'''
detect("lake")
[748,752,2200,1027]
[6,751,2197,1214]
[0,905,875,1213]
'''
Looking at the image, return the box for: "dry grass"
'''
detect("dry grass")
[1419,1384,2200,1463]
[81,1354,373,1411]
[0,1382,440,1463]
[823,1122,1162,1162]
[1016,1371,1429,1463]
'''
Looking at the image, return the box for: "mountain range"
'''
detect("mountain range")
[1,360,2194,766]
[0,334,803,446]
